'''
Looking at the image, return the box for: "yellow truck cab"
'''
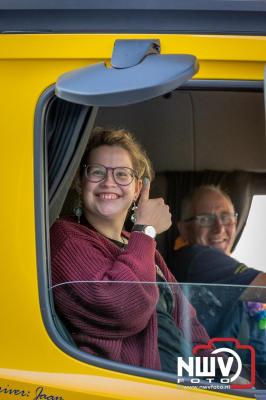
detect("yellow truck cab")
[1,1,266,399]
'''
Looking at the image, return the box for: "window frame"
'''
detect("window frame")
[35,79,265,395]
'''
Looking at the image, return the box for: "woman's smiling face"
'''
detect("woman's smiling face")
[80,145,142,223]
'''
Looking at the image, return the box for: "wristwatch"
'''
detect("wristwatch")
[132,224,157,239]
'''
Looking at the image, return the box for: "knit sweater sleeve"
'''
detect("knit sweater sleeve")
[50,220,159,337]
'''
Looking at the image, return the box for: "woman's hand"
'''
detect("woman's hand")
[135,178,172,234]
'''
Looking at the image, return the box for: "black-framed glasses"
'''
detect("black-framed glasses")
[185,212,238,227]
[83,164,137,186]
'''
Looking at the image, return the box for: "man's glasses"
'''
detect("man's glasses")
[185,212,238,227]
[83,164,137,186]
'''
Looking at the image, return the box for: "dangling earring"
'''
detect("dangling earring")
[131,201,138,224]
[73,194,82,224]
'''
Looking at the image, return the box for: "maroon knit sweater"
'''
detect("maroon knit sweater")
[50,217,210,370]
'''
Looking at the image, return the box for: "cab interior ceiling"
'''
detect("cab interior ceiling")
[95,90,265,173]
[94,89,266,194]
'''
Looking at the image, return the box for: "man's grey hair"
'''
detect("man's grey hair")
[180,184,234,221]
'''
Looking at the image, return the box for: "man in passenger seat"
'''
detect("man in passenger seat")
[170,185,266,385]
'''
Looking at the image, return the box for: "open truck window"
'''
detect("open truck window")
[35,72,266,394]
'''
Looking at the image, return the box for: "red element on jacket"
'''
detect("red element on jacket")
[50,217,210,370]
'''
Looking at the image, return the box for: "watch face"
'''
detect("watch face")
[144,225,156,238]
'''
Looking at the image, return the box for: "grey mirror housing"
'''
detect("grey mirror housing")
[56,40,198,106]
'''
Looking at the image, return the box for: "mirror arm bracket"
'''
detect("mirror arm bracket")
[111,39,160,69]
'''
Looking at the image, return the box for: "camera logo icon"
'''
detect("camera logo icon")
[177,338,255,389]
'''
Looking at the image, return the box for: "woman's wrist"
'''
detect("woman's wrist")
[132,224,157,239]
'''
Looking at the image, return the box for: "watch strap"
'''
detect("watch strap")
[132,224,156,238]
